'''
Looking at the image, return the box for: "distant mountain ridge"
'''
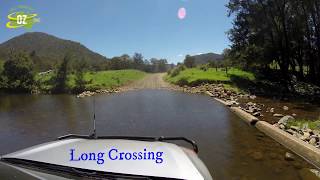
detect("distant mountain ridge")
[191,53,223,65]
[0,32,107,70]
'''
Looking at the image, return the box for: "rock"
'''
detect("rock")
[310,169,320,178]
[253,112,261,117]
[278,115,294,125]
[292,113,297,117]
[205,91,214,97]
[298,168,320,180]
[309,138,317,146]
[226,100,238,107]
[270,108,274,113]
[225,101,233,107]
[279,124,286,129]
[251,151,264,161]
[300,132,311,141]
[249,95,257,99]
[293,133,303,139]
[283,106,289,111]
[284,152,295,161]
[247,102,254,106]
[290,126,300,131]
[273,113,284,117]
[31,89,40,94]
[248,106,258,113]
[313,130,320,136]
[269,152,279,160]
[286,129,297,135]
[77,91,96,98]
[304,128,313,133]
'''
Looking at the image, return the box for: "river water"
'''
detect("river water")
[0,90,314,179]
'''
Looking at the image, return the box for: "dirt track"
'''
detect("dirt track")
[122,73,172,90]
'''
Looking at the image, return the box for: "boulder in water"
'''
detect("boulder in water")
[284,152,295,161]
[283,106,289,111]
[278,115,294,126]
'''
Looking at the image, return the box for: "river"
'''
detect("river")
[0,90,314,179]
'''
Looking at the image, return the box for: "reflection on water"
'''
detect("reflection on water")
[0,90,313,179]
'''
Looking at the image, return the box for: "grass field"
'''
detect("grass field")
[287,119,320,130]
[36,69,146,91]
[166,68,255,86]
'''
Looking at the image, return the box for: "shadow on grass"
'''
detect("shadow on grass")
[230,75,320,105]
[176,77,230,87]
[230,75,289,96]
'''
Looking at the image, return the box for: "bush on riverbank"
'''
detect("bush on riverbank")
[37,69,146,93]
[0,53,35,93]
[166,67,255,90]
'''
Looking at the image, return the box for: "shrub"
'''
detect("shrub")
[170,65,186,77]
[2,53,35,92]
[176,77,189,86]
[199,64,209,71]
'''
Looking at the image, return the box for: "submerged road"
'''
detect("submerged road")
[122,73,172,90]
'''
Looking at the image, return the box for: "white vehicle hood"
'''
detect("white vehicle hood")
[2,139,205,180]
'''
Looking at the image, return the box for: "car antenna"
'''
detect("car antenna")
[91,95,97,138]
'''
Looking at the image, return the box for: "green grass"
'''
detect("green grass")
[287,119,320,130]
[36,69,146,91]
[166,67,255,86]
[72,70,146,89]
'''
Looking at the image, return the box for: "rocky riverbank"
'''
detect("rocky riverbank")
[168,83,320,149]
[76,88,121,98]
[171,83,320,177]
[274,115,320,148]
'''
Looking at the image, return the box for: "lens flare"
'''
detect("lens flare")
[178,7,186,20]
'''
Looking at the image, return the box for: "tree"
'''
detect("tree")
[184,55,196,68]
[52,54,71,93]
[222,48,232,74]
[227,0,320,85]
[158,59,168,72]
[133,53,144,70]
[149,58,168,72]
[0,60,4,73]
[2,53,35,92]
[30,50,50,71]
[73,60,88,93]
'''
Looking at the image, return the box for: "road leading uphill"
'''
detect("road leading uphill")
[122,73,172,90]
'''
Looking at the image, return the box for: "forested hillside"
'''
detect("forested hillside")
[0,32,107,71]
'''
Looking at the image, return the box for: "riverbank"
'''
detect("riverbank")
[35,69,146,94]
[164,81,320,143]
[166,67,254,91]
[165,67,320,123]
[76,73,173,98]
[164,76,320,177]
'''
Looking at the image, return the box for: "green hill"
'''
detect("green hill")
[192,53,223,65]
[0,32,107,71]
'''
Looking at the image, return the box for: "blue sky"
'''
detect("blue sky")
[0,0,232,64]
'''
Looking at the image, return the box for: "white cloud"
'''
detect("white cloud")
[177,54,184,57]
